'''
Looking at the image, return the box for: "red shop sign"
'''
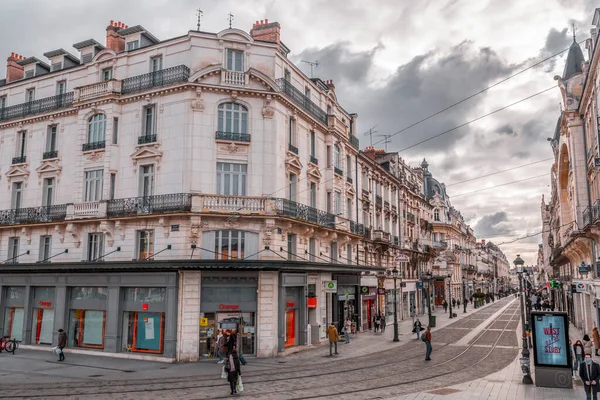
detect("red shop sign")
[219,304,240,311]
[307,297,317,308]
[286,302,295,308]
[39,301,52,307]
[142,303,149,311]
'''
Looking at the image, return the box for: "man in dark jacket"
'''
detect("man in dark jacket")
[580,354,600,400]
[226,348,241,395]
[57,329,67,362]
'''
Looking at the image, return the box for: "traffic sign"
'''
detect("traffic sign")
[324,280,338,293]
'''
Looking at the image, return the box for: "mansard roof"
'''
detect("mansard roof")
[563,39,585,80]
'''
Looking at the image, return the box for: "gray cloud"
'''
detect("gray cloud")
[473,211,512,237]
[496,124,516,136]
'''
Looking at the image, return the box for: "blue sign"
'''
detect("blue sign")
[416,282,423,289]
[531,312,570,368]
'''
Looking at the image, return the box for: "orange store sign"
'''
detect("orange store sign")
[219,304,240,310]
[39,301,52,307]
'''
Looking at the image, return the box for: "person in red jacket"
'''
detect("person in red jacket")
[424,326,432,361]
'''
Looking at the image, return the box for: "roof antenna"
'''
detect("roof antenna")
[227,12,234,29]
[196,8,203,31]
[377,133,392,152]
[572,22,577,42]
[363,125,378,147]
[301,60,319,78]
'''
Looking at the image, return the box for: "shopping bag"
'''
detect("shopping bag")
[220,366,227,379]
[51,346,57,354]
[237,376,244,392]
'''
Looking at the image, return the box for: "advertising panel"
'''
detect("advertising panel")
[531,312,571,369]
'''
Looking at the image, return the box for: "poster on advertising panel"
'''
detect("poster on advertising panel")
[531,312,570,369]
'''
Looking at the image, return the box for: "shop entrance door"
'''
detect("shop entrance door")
[5,307,24,341]
[434,281,445,306]
[285,310,295,347]
[33,308,54,344]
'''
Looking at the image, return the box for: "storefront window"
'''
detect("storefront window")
[70,287,108,300]
[3,307,23,341]
[32,287,55,345]
[6,287,24,300]
[124,287,166,303]
[386,289,398,319]
[69,309,106,348]
[123,312,164,354]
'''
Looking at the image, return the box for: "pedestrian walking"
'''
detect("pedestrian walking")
[442,300,448,313]
[585,335,594,356]
[576,340,586,374]
[381,315,386,333]
[344,318,352,344]
[225,348,242,395]
[327,322,339,356]
[580,354,600,400]
[227,330,237,356]
[469,296,473,305]
[423,325,432,361]
[374,314,380,333]
[57,328,67,362]
[452,298,456,308]
[216,330,225,364]
[457,299,461,307]
[570,340,576,377]
[413,318,422,340]
[593,327,600,357]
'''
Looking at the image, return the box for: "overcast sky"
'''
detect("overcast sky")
[2,0,596,265]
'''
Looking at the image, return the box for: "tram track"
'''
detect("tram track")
[0,299,519,399]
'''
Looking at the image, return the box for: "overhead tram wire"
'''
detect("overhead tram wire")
[445,157,554,187]
[494,219,576,246]
[369,39,588,149]
[450,173,550,198]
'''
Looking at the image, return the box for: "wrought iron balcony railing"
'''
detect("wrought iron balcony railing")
[12,156,26,164]
[216,131,251,142]
[334,167,343,176]
[138,134,157,145]
[349,135,360,150]
[0,204,67,225]
[121,65,190,95]
[346,176,353,184]
[43,150,58,160]
[372,230,391,243]
[288,143,299,154]
[594,199,600,222]
[0,92,74,122]
[584,206,592,227]
[349,220,366,236]
[276,78,328,125]
[273,198,335,228]
[309,155,318,165]
[107,193,192,217]
[82,141,106,152]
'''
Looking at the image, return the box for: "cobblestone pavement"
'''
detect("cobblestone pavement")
[0,298,521,399]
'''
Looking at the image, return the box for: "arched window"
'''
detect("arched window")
[87,114,106,143]
[217,103,248,134]
[434,209,440,222]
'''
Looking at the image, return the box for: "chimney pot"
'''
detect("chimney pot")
[125,25,128,28]
[117,21,121,27]
[265,19,269,23]
[110,20,114,26]
[260,20,264,24]
[10,52,14,58]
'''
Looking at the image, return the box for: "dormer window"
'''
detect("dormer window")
[102,68,113,81]
[51,61,62,72]
[127,40,140,51]
[226,49,243,72]
[24,69,34,79]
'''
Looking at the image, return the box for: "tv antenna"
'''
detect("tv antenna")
[301,60,319,78]
[196,8,203,31]
[363,125,378,147]
[227,12,234,29]
[377,134,392,152]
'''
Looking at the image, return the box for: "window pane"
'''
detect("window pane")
[124,288,165,303]
[70,287,108,301]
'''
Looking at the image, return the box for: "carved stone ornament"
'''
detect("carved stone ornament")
[262,106,274,119]
[224,215,240,228]
[227,142,240,154]
[54,225,65,244]
[99,221,115,247]
[264,228,273,246]
[36,160,62,184]
[66,223,81,248]
[114,221,126,240]
[190,216,202,239]
[159,217,170,238]
[191,89,205,111]
[5,165,30,185]
[86,151,104,162]
[20,227,31,245]
[130,145,163,169]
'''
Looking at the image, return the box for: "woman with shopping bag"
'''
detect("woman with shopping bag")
[226,348,241,395]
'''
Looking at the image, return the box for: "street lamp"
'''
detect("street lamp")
[514,254,533,385]
[392,267,399,342]
[426,271,432,323]
[462,276,467,313]
[448,273,453,318]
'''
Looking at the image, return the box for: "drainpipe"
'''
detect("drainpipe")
[582,115,596,330]
[355,152,359,264]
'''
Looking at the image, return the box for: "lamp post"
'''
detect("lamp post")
[392,267,399,342]
[426,271,432,322]
[514,254,533,385]
[448,273,453,318]
[462,276,467,313]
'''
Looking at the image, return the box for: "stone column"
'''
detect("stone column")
[257,271,278,357]
[177,271,201,362]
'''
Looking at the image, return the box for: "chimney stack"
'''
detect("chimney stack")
[364,145,376,160]
[6,52,24,83]
[106,20,125,52]
[250,19,281,46]
[326,79,335,90]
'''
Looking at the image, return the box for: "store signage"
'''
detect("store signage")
[416,282,423,289]
[573,282,589,294]
[39,301,51,307]
[324,281,337,293]
[579,262,591,275]
[396,254,410,263]
[361,286,369,294]
[307,297,317,308]
[377,288,386,295]
[286,302,295,308]
[531,312,570,368]
[142,303,149,310]
[200,318,208,326]
[219,304,240,310]
[171,224,180,232]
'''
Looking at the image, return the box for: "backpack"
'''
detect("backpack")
[421,332,427,342]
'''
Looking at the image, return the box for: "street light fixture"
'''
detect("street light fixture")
[448,273,453,318]
[514,254,533,385]
[462,276,467,313]
[392,267,399,342]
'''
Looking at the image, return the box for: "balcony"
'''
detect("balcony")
[216,131,251,143]
[346,176,353,184]
[201,195,267,213]
[375,195,382,208]
[276,78,328,126]
[0,92,74,123]
[71,202,105,219]
[274,198,335,228]
[138,134,157,145]
[391,205,397,214]
[82,141,106,152]
[594,200,600,222]
[334,167,343,176]
[12,156,26,165]
[221,70,246,86]
[0,204,67,225]
[121,65,190,95]
[43,150,58,160]
[372,230,391,243]
[107,193,192,217]
[384,201,390,210]
[75,80,122,102]
[406,212,416,223]
[432,241,448,250]
[349,220,366,236]
[362,189,370,199]
[349,135,360,150]
[309,155,319,165]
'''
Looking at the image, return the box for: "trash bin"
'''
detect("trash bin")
[429,315,436,328]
